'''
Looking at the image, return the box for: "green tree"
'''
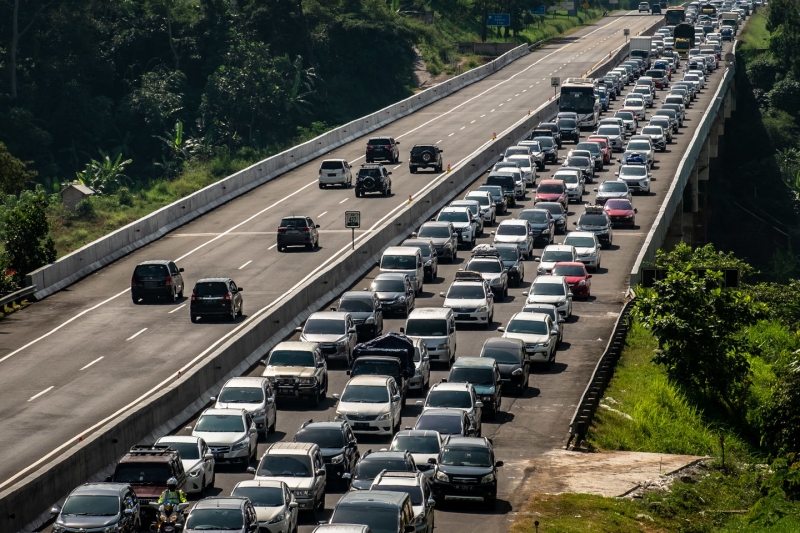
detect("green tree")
[0,142,37,195]
[633,268,768,414]
[653,242,756,278]
[767,0,800,75]
[769,78,800,116]
[0,186,56,283]
[75,151,133,194]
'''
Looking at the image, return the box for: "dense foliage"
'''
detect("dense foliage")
[0,187,56,285]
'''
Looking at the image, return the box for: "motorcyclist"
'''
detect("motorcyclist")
[625,151,645,165]
[158,477,187,505]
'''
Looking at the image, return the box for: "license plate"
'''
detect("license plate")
[457,314,470,319]
[455,484,473,491]
[327,173,336,177]
[354,423,370,429]
[288,229,299,234]
[145,281,158,288]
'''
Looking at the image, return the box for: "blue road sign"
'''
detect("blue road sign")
[487,13,511,26]
[531,5,546,14]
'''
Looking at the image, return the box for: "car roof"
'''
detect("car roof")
[201,407,246,417]
[336,490,408,507]
[234,479,289,490]
[543,244,574,251]
[342,291,375,300]
[273,341,318,351]
[394,429,442,438]
[497,219,527,226]
[430,381,473,392]
[195,277,231,283]
[533,275,567,284]
[420,221,452,228]
[307,311,350,321]
[538,179,564,186]
[452,357,495,369]
[347,375,392,387]
[223,376,268,389]
[510,312,549,322]
[193,497,248,510]
[157,435,202,445]
[373,473,422,488]
[71,483,128,497]
[266,442,318,454]
[408,307,451,318]
[443,436,492,449]
[566,231,597,239]
[136,260,170,266]
[280,215,309,220]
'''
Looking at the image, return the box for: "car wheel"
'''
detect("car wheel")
[132,296,140,305]
[306,242,313,250]
[503,284,509,299]
[191,314,199,323]
[312,385,321,406]
[404,303,410,318]
[410,166,417,174]
[229,307,236,321]
[383,187,389,197]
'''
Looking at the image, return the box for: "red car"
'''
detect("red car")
[587,136,611,164]
[553,262,592,298]
[604,198,637,227]
[534,180,568,210]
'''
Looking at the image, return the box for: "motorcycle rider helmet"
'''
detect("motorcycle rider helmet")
[167,477,178,491]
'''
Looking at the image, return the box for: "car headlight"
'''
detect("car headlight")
[53,526,66,533]
[294,489,313,498]
[435,471,449,482]
[377,412,392,420]
[398,296,406,302]
[578,280,586,286]
[480,473,495,484]
[336,338,348,347]
[188,467,203,478]
[300,377,317,385]
[490,278,502,286]
[482,396,493,402]
[268,511,287,524]
[232,438,250,450]
[626,214,634,218]
[437,343,448,350]
[331,454,345,464]
[478,306,488,312]
[251,408,265,417]
[365,316,375,324]
[541,341,550,348]
[425,259,432,267]
[556,299,566,307]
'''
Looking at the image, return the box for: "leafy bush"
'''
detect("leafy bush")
[74,198,96,220]
[769,78,800,116]
[0,186,56,283]
[747,55,780,92]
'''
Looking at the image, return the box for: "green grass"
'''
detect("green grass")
[739,10,770,55]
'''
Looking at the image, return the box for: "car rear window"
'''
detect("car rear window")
[369,138,390,145]
[134,264,168,277]
[537,183,565,194]
[358,168,383,178]
[320,161,344,170]
[411,146,435,154]
[280,218,308,228]
[194,282,228,296]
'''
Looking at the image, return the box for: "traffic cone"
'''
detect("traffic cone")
[408,195,413,204]
[447,164,451,173]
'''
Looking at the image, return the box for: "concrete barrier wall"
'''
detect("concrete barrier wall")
[26,44,531,300]
[629,43,737,286]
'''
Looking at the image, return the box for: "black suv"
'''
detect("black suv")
[366,136,400,163]
[131,260,185,304]
[351,450,417,490]
[409,144,443,173]
[355,164,392,197]
[534,122,563,147]
[294,420,360,488]
[431,437,503,510]
[190,277,244,322]
[335,291,384,340]
[575,207,613,248]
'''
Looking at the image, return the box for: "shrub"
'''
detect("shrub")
[74,198,96,220]
[747,55,780,92]
[769,78,800,116]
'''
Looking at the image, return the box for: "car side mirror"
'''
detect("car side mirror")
[316,469,327,476]
[210,396,217,402]
[204,453,214,460]
[634,208,638,213]
[342,472,352,479]
[296,326,303,332]
[315,224,320,228]
[333,393,340,400]
[400,327,405,334]
[568,292,574,298]
[260,359,267,366]
[346,370,351,375]
[289,501,299,509]
[439,292,446,297]
[348,327,357,334]
[393,394,402,402]
[124,508,134,516]
[593,188,598,192]
[179,268,185,272]
[50,506,61,516]
[247,466,256,474]
[428,497,436,507]
[475,401,484,408]
[396,141,400,145]
[497,326,505,332]
[238,287,244,292]
[439,149,443,153]
[250,427,257,434]
[388,172,393,175]
[415,400,424,407]
[423,355,430,361]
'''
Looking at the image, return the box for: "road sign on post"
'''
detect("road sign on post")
[486,13,511,26]
[582,2,589,9]
[531,5,546,14]
[623,27,630,42]
[345,211,360,249]
[551,76,560,98]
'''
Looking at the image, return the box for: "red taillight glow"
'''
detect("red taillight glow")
[277,227,287,233]
[131,276,136,287]
[191,293,196,301]
[165,275,173,286]
[366,145,373,150]
[223,292,232,301]
[300,227,310,232]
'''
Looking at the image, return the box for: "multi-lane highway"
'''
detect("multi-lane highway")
[0,11,661,492]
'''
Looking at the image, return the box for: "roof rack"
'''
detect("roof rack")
[128,445,175,455]
[454,270,484,283]
[471,244,500,257]
[584,205,605,214]
[377,471,419,479]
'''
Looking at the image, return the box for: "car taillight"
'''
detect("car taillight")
[367,145,373,150]
[300,227,310,232]
[165,275,173,286]
[191,293,196,301]
[277,227,286,233]
[223,292,232,301]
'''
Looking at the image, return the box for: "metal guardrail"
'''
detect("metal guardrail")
[567,298,636,448]
[0,286,36,308]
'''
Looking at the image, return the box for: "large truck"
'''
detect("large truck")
[630,36,653,69]
[721,12,739,33]
[673,23,696,58]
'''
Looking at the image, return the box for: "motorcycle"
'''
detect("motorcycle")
[149,502,190,533]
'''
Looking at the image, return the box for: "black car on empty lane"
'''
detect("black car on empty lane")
[190,278,244,323]
[131,260,185,304]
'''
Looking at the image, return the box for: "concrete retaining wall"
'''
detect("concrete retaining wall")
[26,44,531,300]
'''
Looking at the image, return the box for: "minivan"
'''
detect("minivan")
[329,490,415,533]
[404,308,456,367]
[380,246,424,295]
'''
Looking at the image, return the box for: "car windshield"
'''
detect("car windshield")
[505,148,528,156]
[541,250,573,262]
[576,143,599,153]
[414,413,462,434]
[519,211,548,223]
[466,194,490,207]
[370,138,390,145]
[61,495,119,516]
[523,306,557,320]
[160,441,199,460]
[534,137,554,148]
[451,203,479,216]
[481,344,520,364]
[426,390,472,408]
[219,387,264,404]
[615,112,634,120]
[633,88,650,94]
[537,184,564,194]
[195,414,244,433]
[522,142,541,151]
[620,166,647,177]
[507,319,549,335]
[466,260,502,273]
[381,254,417,270]
[304,318,345,335]
[440,447,492,467]
[606,199,633,210]
[447,284,486,299]
[557,119,577,129]
[567,157,590,166]
[186,509,244,530]
[331,507,399,533]
[628,141,651,151]
[194,282,228,296]
[642,127,662,135]
[338,297,374,313]
[532,282,566,296]
[600,182,628,192]
[597,126,620,136]
[449,367,495,385]
[497,224,527,236]
[268,350,314,367]
[114,463,171,484]
[497,247,518,263]
[405,319,448,337]
[411,146,434,154]
[355,459,409,480]
[537,203,563,216]
[553,264,586,276]
[257,455,312,477]
[418,226,451,238]
[372,279,406,292]
[580,214,608,226]
[564,236,595,248]
[391,435,441,454]
[231,486,284,507]
[438,211,469,223]
[377,485,424,506]
[341,385,389,403]
[295,428,345,448]
[134,264,167,277]
[555,174,580,184]
[320,161,344,170]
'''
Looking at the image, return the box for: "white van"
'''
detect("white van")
[403,308,456,367]
[380,246,424,295]
[318,159,352,188]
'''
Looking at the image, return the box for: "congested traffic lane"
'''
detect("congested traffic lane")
[1,12,660,490]
[130,47,732,533]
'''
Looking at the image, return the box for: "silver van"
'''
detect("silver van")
[403,308,457,367]
[380,246,424,295]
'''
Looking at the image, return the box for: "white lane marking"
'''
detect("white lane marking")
[436,140,442,144]
[238,260,252,270]
[28,386,54,402]
[319,211,328,217]
[515,94,520,97]
[0,15,641,489]
[507,98,512,101]
[522,90,527,93]
[80,357,104,370]
[168,304,186,314]
[448,133,455,137]
[126,328,147,341]
[470,120,476,123]
[491,109,495,112]
[480,114,486,118]
[460,126,466,130]
[339,198,349,204]
[393,164,402,169]
[268,243,277,250]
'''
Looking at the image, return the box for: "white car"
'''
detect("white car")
[595,125,625,151]
[614,111,638,136]
[155,436,216,494]
[318,159,352,188]
[465,191,496,225]
[389,430,445,479]
[552,169,584,203]
[623,139,655,167]
[334,375,403,436]
[493,219,534,258]
[190,408,259,466]
[524,275,573,317]
[630,86,654,107]
[213,376,277,436]
[416,382,483,436]
[537,244,578,275]
[622,98,647,121]
[517,140,546,170]
[497,313,558,367]
[616,164,652,194]
[439,271,494,327]
[448,199,484,236]
[437,206,478,248]
[686,70,707,89]
[504,154,537,185]
[231,480,299,533]
[563,231,602,271]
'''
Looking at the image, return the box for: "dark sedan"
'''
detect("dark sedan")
[479,337,530,394]
[518,208,555,246]
[431,437,504,510]
[190,278,243,322]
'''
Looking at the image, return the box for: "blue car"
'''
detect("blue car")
[597,90,609,112]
